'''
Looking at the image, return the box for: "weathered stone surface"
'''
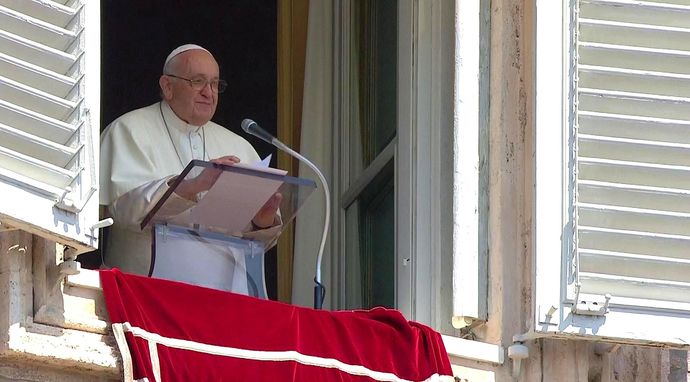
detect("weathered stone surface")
[0,233,120,381]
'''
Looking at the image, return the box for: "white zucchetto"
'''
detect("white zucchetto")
[163,44,210,71]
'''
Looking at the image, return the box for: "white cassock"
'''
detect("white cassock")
[100,101,279,294]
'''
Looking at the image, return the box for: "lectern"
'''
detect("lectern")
[140,160,316,299]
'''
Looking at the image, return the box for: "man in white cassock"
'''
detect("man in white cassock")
[100,44,280,294]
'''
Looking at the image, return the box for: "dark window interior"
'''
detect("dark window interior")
[82,0,279,300]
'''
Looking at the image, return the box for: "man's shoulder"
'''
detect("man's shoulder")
[101,103,162,144]
[204,121,259,160]
[206,121,246,140]
[106,103,160,129]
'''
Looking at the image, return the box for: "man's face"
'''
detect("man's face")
[160,50,220,126]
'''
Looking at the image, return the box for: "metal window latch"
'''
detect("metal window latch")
[571,283,611,317]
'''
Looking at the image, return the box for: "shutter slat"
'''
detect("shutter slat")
[579,42,690,75]
[581,1,690,29]
[0,5,78,51]
[641,0,690,5]
[580,18,690,51]
[579,112,690,144]
[580,226,690,259]
[580,272,690,303]
[579,65,690,97]
[584,0,690,12]
[0,167,63,199]
[0,99,77,143]
[580,249,690,283]
[0,76,77,121]
[579,157,690,189]
[0,0,79,29]
[0,145,75,188]
[0,29,76,74]
[0,122,76,167]
[579,180,690,213]
[579,134,690,166]
[0,52,77,97]
[579,89,690,120]
[579,203,690,236]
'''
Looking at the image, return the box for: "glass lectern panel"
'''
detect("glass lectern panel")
[141,160,317,238]
[140,160,317,298]
[152,224,267,298]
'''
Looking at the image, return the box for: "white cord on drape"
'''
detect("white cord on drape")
[112,323,134,382]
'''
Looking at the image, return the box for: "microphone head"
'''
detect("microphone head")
[241,119,256,133]
[241,118,275,144]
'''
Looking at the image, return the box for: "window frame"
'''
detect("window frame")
[337,0,400,311]
[332,0,462,329]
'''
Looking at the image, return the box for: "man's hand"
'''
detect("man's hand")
[210,156,241,167]
[252,192,282,229]
[174,156,240,200]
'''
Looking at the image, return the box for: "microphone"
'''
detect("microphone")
[241,119,331,309]
[241,119,276,146]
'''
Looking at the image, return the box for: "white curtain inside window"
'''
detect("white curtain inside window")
[292,0,335,308]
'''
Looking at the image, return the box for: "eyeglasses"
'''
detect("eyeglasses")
[165,74,228,93]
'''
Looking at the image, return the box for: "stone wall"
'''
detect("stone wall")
[449,0,690,381]
[0,231,119,381]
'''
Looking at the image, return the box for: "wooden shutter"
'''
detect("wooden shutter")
[0,0,100,252]
[535,0,690,346]
[575,0,690,309]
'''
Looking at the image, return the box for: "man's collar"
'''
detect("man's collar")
[160,101,204,133]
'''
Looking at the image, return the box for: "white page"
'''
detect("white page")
[185,161,284,234]
[233,155,287,176]
[258,154,272,167]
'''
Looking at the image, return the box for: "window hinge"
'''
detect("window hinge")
[571,283,611,317]
[538,305,558,325]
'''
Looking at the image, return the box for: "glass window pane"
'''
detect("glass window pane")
[345,162,395,309]
[349,0,398,179]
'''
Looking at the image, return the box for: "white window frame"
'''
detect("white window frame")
[331,0,481,332]
[534,0,690,347]
[333,0,408,314]
[397,0,490,330]
[398,0,490,330]
[394,0,462,327]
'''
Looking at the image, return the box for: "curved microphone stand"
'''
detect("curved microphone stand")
[272,141,330,309]
[241,119,330,309]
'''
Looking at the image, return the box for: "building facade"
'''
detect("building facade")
[0,0,689,381]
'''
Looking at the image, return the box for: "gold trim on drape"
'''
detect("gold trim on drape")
[277,0,309,303]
